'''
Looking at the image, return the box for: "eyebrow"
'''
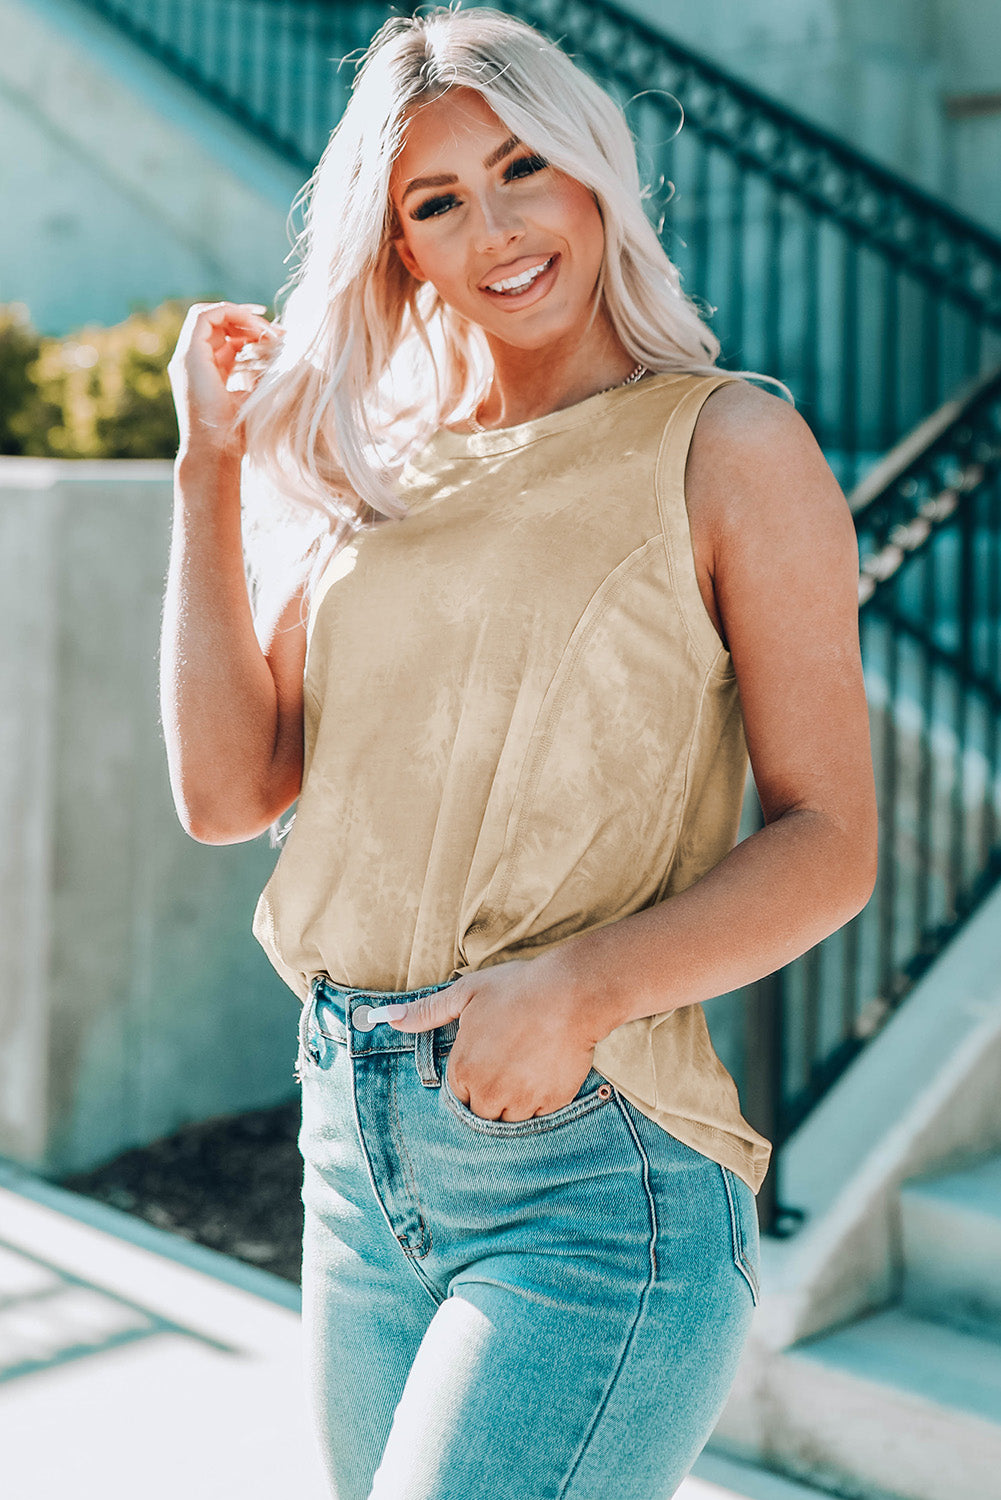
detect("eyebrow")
[400,135,522,203]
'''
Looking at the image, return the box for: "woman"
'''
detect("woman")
[161,8,876,1498]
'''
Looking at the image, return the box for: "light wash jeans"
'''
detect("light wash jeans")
[296,973,760,1500]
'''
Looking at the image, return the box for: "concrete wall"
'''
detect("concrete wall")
[0,0,302,333]
[0,458,297,1177]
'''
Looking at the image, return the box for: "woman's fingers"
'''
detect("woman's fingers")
[168,301,280,451]
[189,303,275,361]
[172,302,275,368]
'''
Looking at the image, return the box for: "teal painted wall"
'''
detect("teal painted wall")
[0,0,302,334]
[622,0,1000,232]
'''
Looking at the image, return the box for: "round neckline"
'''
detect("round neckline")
[430,370,687,457]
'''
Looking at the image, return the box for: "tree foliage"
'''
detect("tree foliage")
[0,301,187,458]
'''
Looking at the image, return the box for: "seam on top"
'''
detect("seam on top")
[396,374,688,515]
[479,538,662,929]
[644,652,715,911]
[670,662,717,888]
[428,370,690,459]
[655,376,740,676]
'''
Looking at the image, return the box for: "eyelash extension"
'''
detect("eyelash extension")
[508,153,547,179]
[410,154,549,221]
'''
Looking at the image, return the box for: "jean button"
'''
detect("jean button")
[353,1004,378,1032]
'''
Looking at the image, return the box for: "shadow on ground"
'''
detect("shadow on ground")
[61,1100,304,1284]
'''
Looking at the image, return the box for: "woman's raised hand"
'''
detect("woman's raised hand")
[167,300,282,456]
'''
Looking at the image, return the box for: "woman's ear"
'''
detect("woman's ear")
[392,234,426,282]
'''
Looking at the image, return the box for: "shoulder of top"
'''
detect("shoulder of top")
[629,373,812,465]
[687,376,815,454]
[637,370,800,432]
[685,378,852,536]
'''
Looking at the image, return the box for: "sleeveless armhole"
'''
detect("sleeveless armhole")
[654,373,742,674]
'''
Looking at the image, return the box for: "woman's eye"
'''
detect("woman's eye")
[411,193,459,222]
[506,154,548,181]
[409,156,547,221]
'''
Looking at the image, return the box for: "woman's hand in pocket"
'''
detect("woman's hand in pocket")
[376,957,602,1123]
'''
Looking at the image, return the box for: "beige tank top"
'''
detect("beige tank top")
[253,370,773,1194]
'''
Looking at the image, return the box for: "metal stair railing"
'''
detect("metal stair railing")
[856,365,1001,1002]
[499,0,1001,491]
[748,365,1001,1235]
[72,0,1001,491]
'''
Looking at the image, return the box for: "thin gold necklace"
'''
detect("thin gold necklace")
[468,362,648,434]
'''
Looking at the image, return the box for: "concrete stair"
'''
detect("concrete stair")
[765,1150,1001,1500]
[899,1150,1001,1339]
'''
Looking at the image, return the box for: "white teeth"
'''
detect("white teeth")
[484,256,553,293]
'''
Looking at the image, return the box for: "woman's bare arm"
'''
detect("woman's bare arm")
[160,449,306,842]
[541,378,877,1029]
[160,302,306,844]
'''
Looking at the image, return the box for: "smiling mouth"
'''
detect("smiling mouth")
[481,255,556,295]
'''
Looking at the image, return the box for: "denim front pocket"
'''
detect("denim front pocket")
[720,1165,761,1306]
[440,1060,615,1136]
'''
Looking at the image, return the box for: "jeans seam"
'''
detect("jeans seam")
[340,1056,442,1306]
[555,1094,659,1499]
[388,1056,433,1259]
[720,1165,760,1306]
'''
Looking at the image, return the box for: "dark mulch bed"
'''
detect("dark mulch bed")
[61,1098,305,1285]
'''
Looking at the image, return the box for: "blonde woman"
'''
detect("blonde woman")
[161,8,876,1497]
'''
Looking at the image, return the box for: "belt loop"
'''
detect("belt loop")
[415,1028,440,1088]
[294,980,321,1082]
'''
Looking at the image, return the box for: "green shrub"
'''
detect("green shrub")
[0,300,189,459]
[0,304,61,456]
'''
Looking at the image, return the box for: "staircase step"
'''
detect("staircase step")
[771,1307,1001,1500]
[899,1151,1001,1338]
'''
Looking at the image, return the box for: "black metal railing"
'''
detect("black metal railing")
[748,366,1001,1234]
[75,0,1001,492]
[498,0,1001,490]
[856,367,1001,1002]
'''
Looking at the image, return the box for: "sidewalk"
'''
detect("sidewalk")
[0,1160,825,1500]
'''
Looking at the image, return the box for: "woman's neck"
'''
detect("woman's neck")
[474,315,637,431]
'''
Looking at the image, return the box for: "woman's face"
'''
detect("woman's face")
[390,88,607,353]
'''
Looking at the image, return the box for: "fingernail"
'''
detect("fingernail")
[370,1004,409,1022]
[244,303,267,312]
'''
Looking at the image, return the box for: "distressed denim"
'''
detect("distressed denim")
[296,973,760,1500]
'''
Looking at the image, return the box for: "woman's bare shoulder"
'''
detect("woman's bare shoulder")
[687,377,851,546]
[693,378,818,465]
[681,377,857,652]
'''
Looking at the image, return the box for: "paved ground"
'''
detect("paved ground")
[0,1159,829,1500]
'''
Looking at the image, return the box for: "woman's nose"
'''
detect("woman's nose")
[473,195,525,254]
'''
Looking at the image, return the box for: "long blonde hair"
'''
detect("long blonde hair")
[237,4,791,616]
